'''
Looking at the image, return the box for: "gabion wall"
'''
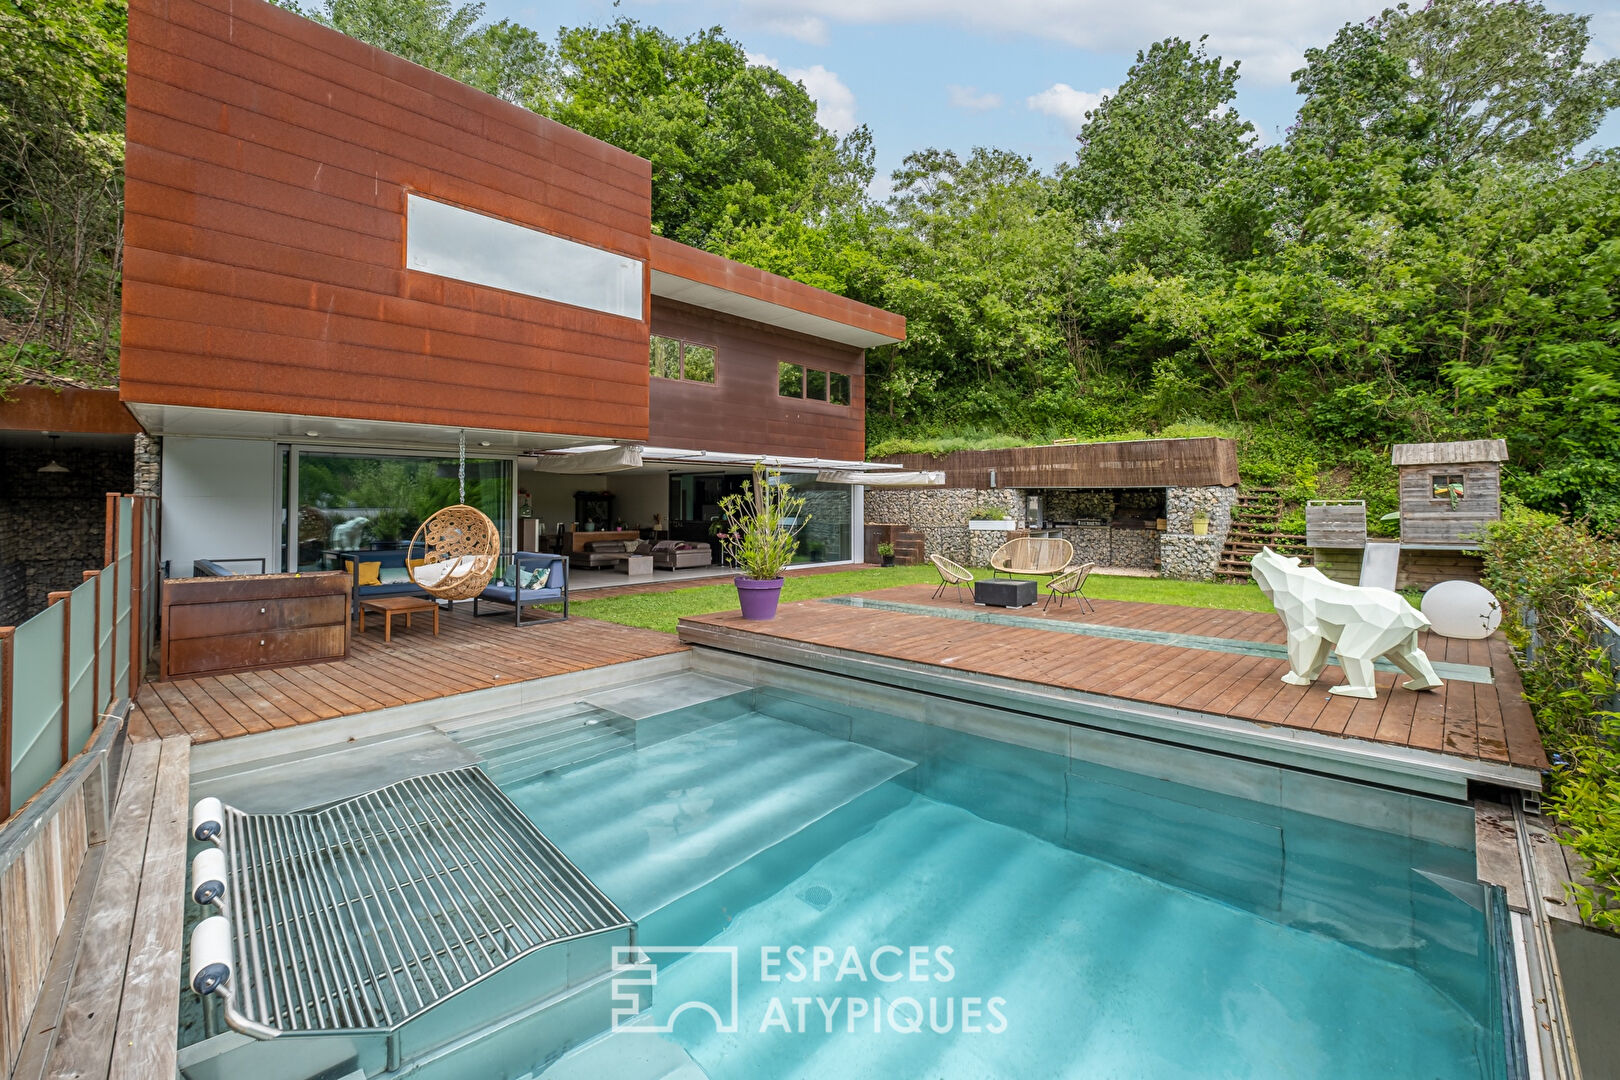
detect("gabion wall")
[1160,485,1239,580]
[865,487,1025,566]
[866,483,1238,578]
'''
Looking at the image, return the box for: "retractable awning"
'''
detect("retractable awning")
[815,469,945,487]
[526,445,643,473]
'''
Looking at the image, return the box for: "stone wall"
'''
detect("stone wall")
[1046,525,1159,570]
[865,487,1024,566]
[1160,485,1239,580]
[0,443,134,624]
[134,433,162,497]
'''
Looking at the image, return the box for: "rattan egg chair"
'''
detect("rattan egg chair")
[405,504,501,601]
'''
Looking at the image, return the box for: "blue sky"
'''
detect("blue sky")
[489,0,1620,190]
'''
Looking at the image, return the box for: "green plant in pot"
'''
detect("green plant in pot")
[877,541,895,567]
[717,464,809,620]
[1192,511,1210,536]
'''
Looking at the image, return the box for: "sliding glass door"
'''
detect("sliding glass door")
[288,449,512,570]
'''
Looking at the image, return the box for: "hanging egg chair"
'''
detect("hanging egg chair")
[405,503,501,601]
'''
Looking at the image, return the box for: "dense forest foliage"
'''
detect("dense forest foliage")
[3,0,1618,533]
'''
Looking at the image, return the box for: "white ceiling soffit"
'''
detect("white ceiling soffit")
[816,469,945,487]
[123,403,609,454]
[527,446,644,473]
[650,270,902,348]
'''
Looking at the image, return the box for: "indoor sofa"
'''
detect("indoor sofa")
[651,540,713,570]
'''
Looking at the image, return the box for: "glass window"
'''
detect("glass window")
[778,362,804,397]
[683,344,716,383]
[829,371,851,405]
[650,336,681,379]
[406,193,642,319]
[781,473,852,564]
[290,451,512,571]
[1431,474,1464,501]
[806,369,828,401]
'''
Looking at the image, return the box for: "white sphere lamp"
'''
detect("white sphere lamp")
[1421,580,1502,640]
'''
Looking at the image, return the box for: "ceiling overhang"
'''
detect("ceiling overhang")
[650,270,903,348]
[124,403,617,454]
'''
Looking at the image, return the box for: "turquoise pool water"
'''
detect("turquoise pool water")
[466,686,1509,1080]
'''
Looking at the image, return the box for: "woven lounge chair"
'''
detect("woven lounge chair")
[929,554,975,602]
[989,537,1074,579]
[1044,562,1097,613]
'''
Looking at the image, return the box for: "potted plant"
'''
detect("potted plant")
[877,542,895,567]
[717,464,809,620]
[968,506,1016,531]
[1192,511,1210,536]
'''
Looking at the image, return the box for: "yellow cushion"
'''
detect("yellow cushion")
[406,558,427,572]
[357,561,383,586]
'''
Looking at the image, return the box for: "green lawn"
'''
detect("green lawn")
[559,565,1272,634]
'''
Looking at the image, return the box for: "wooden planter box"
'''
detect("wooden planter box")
[1306,501,1368,549]
[161,571,351,679]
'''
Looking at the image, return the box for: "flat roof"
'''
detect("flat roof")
[651,237,906,349]
[881,437,1241,489]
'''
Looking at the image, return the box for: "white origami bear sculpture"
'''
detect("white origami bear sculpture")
[1250,547,1443,700]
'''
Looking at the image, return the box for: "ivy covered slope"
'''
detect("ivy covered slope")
[0,0,126,389]
[844,3,1620,533]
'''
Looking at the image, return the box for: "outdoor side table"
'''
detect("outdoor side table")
[974,579,1037,609]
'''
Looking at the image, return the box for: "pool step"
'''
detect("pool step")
[507,713,917,924]
[532,1030,708,1080]
[488,725,638,788]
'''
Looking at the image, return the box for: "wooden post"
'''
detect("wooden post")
[48,592,72,762]
[0,626,13,816]
[129,495,143,698]
[104,492,118,566]
[84,570,101,727]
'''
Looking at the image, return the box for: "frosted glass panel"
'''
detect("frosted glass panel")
[406,194,642,320]
[10,605,64,813]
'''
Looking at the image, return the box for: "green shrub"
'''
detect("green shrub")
[1479,503,1620,929]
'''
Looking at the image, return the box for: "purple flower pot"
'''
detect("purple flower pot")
[735,576,784,620]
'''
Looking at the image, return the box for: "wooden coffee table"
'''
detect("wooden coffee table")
[359,595,440,642]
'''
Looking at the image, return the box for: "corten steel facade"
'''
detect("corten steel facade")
[121,0,653,439]
[120,0,901,451]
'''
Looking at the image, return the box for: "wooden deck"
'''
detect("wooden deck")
[129,608,686,744]
[679,584,1547,775]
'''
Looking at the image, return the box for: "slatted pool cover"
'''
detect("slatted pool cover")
[215,767,630,1034]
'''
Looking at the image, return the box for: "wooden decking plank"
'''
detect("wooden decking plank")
[1442,681,1480,759]
[1489,635,1548,770]
[145,681,230,744]
[109,738,189,1080]
[180,678,274,737]
[1407,689,1448,752]
[43,741,162,1078]
[208,672,300,730]
[163,680,253,741]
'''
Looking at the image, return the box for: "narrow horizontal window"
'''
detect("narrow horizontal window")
[650,336,681,379]
[406,193,642,320]
[778,362,804,398]
[683,344,716,383]
[829,371,851,405]
[807,369,828,401]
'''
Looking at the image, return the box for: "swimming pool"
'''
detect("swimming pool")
[449,674,1515,1080]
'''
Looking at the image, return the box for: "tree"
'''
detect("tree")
[279,0,550,105]
[1064,37,1255,226]
[0,0,126,384]
[548,19,845,249]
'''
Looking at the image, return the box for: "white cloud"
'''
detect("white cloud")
[762,15,830,45]
[947,85,1003,111]
[748,52,859,134]
[1026,82,1111,135]
[743,0,1381,85]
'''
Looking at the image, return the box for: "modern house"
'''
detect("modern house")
[119,0,905,582]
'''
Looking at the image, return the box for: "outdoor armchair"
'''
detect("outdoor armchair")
[1044,562,1097,614]
[929,554,975,602]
